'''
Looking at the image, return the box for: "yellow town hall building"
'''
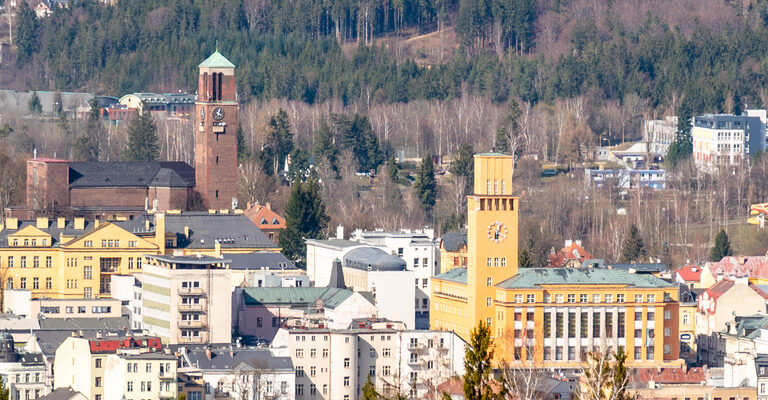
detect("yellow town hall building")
[430,153,682,367]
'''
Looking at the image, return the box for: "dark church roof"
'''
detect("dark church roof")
[68,162,194,188]
[343,247,406,271]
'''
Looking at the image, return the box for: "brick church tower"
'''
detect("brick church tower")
[194,48,238,209]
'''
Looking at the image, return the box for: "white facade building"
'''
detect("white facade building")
[692,110,767,171]
[271,321,465,399]
[110,275,143,329]
[644,116,678,156]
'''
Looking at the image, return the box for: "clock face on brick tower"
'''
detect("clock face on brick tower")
[194,49,239,210]
[487,221,508,243]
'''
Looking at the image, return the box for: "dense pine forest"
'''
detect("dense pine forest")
[8,0,768,111]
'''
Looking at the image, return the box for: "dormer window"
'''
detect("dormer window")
[272,218,279,224]
[260,218,268,224]
[23,239,28,246]
[12,239,17,246]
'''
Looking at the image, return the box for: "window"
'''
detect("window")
[20,256,26,268]
[84,240,92,247]
[296,367,304,377]
[683,313,689,325]
[344,358,350,367]
[581,312,589,337]
[7,257,12,268]
[145,363,151,372]
[19,278,26,289]
[95,377,102,387]
[616,294,625,303]
[555,294,564,303]
[322,349,329,357]
[383,348,391,357]
[635,294,643,303]
[127,382,133,392]
[514,294,523,303]
[422,278,428,288]
[45,256,52,268]
[543,313,551,336]
[567,294,575,303]
[648,312,655,321]
[383,366,391,375]
[95,358,102,368]
[84,266,92,280]
[343,377,350,387]
[556,313,564,338]
[33,256,39,268]
[593,293,600,303]
[568,312,576,338]
[295,384,304,395]
[580,294,588,303]
[486,277,492,286]
[664,327,671,337]
[605,294,613,303]
[527,294,535,303]
[310,348,316,358]
[84,288,92,299]
[310,384,317,395]
[128,241,137,247]
[295,349,303,358]
[32,278,38,290]
[647,294,656,303]
[310,366,316,376]
[544,293,551,303]
[486,317,492,326]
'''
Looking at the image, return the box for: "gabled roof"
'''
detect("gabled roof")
[241,287,368,309]
[38,316,132,331]
[548,242,592,268]
[244,204,286,230]
[629,367,707,387]
[497,268,674,289]
[199,51,235,68]
[177,345,291,372]
[224,252,296,270]
[37,387,85,400]
[677,265,702,282]
[68,161,194,188]
[703,279,735,302]
[87,336,162,354]
[705,256,768,279]
[441,232,467,252]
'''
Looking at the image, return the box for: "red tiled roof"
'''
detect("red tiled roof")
[547,242,592,268]
[88,337,162,354]
[630,367,707,385]
[706,256,768,279]
[244,203,286,230]
[677,265,702,282]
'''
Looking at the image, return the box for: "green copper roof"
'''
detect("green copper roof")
[496,268,675,289]
[241,287,367,309]
[199,51,235,68]
[434,268,467,284]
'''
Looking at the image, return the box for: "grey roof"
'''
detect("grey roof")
[343,247,406,271]
[328,260,346,289]
[145,254,231,266]
[433,268,467,284]
[117,213,277,250]
[125,92,195,106]
[68,161,194,188]
[497,268,675,289]
[305,239,364,249]
[177,345,291,371]
[241,287,367,309]
[18,353,44,364]
[441,232,467,252]
[225,252,296,270]
[37,388,85,400]
[37,317,132,331]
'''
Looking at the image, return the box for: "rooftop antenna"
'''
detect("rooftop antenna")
[215,40,219,53]
[33,149,37,159]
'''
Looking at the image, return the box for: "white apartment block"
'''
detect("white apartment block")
[0,332,49,400]
[692,111,767,171]
[644,116,678,156]
[111,275,143,329]
[350,229,440,328]
[141,255,232,345]
[271,320,465,400]
[103,349,178,400]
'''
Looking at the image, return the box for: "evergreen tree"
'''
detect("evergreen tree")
[261,108,294,175]
[495,99,522,155]
[287,148,310,182]
[15,4,38,63]
[620,224,646,262]
[414,154,437,214]
[451,143,475,193]
[361,375,379,400]
[74,100,102,161]
[463,321,505,400]
[279,174,329,263]
[313,117,336,171]
[237,123,252,161]
[124,107,159,162]
[387,156,400,185]
[665,100,693,168]
[710,229,733,261]
[519,248,532,269]
[27,91,42,114]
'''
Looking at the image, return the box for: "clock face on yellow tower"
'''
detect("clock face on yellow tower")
[487,221,508,243]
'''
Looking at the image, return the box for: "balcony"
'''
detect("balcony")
[407,342,425,351]
[159,389,176,399]
[159,370,175,380]
[178,300,206,311]
[179,287,205,295]
[178,318,207,328]
[178,334,208,344]
[214,390,230,399]
[407,358,423,366]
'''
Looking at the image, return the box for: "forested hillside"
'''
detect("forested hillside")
[9,0,768,111]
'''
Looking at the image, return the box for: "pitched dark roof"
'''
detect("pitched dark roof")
[37,387,85,400]
[224,252,296,270]
[441,232,467,252]
[0,219,98,247]
[117,213,277,250]
[177,345,292,371]
[328,260,346,289]
[31,329,141,358]
[37,317,132,331]
[68,162,194,188]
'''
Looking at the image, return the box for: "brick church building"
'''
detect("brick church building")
[5,50,239,220]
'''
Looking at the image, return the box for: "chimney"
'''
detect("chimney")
[57,218,65,229]
[74,218,84,230]
[214,240,221,257]
[205,347,212,360]
[184,226,190,238]
[145,219,150,231]
[336,225,344,240]
[35,217,48,229]
[155,213,166,254]
[266,202,271,210]
[6,218,18,230]
[94,219,100,228]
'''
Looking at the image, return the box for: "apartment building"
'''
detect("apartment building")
[4,295,121,320]
[271,320,465,399]
[53,335,162,400]
[140,254,231,345]
[0,212,277,299]
[644,116,678,155]
[350,228,440,327]
[0,331,49,400]
[176,345,295,400]
[103,348,178,400]
[692,111,766,170]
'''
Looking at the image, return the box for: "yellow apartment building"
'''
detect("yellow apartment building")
[0,211,278,299]
[431,153,682,368]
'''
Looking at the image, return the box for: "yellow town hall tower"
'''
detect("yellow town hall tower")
[431,153,682,368]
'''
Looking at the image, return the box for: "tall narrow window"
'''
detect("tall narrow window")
[212,73,218,101]
[217,73,223,100]
[203,72,208,99]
